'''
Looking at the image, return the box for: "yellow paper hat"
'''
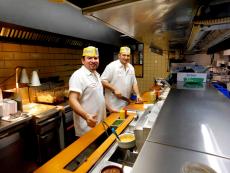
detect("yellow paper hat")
[82,46,97,57]
[119,46,130,55]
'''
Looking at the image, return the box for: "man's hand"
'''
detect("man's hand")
[110,109,119,113]
[136,96,143,104]
[86,114,98,128]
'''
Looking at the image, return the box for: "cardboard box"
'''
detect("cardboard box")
[177,73,207,82]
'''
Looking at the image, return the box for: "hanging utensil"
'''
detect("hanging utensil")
[112,91,131,103]
[120,96,131,104]
[111,127,120,141]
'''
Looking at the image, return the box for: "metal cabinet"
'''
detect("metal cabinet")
[0,120,37,173]
[32,110,61,164]
[61,105,76,147]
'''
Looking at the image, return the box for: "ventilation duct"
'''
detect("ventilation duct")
[187,17,230,53]
[0,22,94,48]
[186,1,230,53]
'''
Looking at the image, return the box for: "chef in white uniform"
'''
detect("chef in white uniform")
[101,46,142,112]
[69,46,106,137]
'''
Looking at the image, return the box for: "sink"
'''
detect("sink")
[109,147,138,167]
[65,130,112,172]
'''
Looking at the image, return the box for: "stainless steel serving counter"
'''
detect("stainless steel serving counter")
[0,103,58,133]
[0,116,32,133]
[133,142,230,173]
[132,84,230,173]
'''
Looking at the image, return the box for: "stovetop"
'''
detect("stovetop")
[23,103,56,116]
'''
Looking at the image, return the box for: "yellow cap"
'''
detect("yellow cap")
[82,46,97,57]
[119,46,130,55]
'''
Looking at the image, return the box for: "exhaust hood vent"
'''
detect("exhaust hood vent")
[150,43,163,55]
[69,0,230,54]
[186,1,230,53]
[68,0,141,13]
[0,22,91,48]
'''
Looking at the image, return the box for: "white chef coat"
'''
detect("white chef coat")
[101,60,137,111]
[69,65,106,136]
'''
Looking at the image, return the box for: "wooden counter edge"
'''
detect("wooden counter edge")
[75,113,134,173]
[34,91,153,173]
[34,113,134,173]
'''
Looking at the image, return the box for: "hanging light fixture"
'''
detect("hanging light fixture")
[19,68,29,84]
[30,70,41,86]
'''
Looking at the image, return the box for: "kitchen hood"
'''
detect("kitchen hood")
[69,0,230,54]
[186,1,230,53]
[0,0,122,47]
[0,21,89,49]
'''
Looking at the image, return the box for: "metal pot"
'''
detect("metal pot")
[101,165,123,173]
[117,133,136,149]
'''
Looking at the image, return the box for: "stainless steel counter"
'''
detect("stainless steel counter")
[0,103,58,133]
[147,85,230,159]
[132,142,230,173]
[0,116,31,133]
[132,84,230,173]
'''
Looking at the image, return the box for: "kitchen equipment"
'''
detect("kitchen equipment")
[146,91,156,103]
[1,111,29,122]
[36,86,66,104]
[120,96,131,104]
[130,94,137,101]
[119,109,126,119]
[0,118,36,173]
[182,163,216,173]
[23,103,61,164]
[61,105,76,147]
[111,128,120,141]
[101,165,123,173]
[117,133,136,149]
[111,119,124,130]
[30,70,41,86]
[108,146,138,168]
[112,91,131,104]
[132,142,230,173]
[1,99,17,117]
[32,109,61,164]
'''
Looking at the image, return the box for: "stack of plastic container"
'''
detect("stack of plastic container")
[212,82,230,99]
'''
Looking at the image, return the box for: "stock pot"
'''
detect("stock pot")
[117,133,136,149]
